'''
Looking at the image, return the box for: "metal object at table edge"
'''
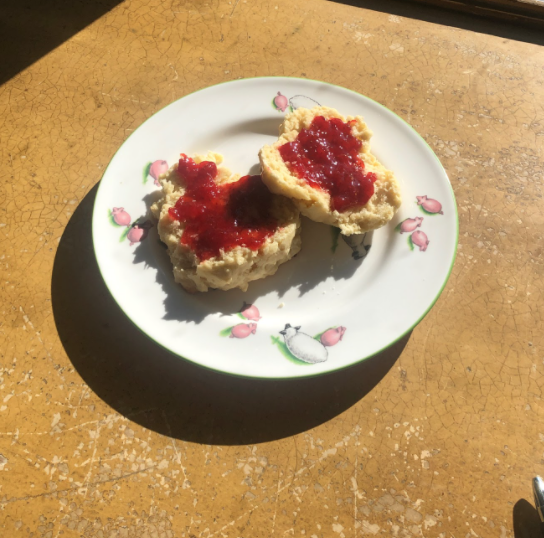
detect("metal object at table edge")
[533,476,544,522]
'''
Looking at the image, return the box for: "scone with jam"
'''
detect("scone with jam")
[259,106,402,235]
[151,152,301,293]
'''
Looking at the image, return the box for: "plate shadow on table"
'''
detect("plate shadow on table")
[513,499,544,538]
[51,184,407,445]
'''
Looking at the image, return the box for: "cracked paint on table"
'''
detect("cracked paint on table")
[1,0,544,536]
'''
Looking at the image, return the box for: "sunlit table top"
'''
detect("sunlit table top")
[1,0,543,535]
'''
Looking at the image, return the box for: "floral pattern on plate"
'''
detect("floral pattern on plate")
[143,160,169,186]
[109,208,152,245]
[93,77,457,379]
[272,324,347,365]
[272,92,321,113]
[220,303,262,338]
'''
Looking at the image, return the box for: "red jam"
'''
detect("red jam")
[278,116,377,212]
[168,155,278,261]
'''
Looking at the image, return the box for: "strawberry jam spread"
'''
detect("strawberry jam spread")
[278,116,377,212]
[168,155,277,261]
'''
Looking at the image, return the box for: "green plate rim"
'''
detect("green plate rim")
[91,76,459,380]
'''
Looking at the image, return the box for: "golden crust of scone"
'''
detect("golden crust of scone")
[259,106,402,235]
[151,152,301,293]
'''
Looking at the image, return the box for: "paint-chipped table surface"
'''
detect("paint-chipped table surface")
[1,0,543,535]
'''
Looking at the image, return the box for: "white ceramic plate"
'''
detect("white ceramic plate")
[92,77,458,379]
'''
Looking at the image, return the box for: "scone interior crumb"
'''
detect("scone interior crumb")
[259,106,402,235]
[151,153,301,293]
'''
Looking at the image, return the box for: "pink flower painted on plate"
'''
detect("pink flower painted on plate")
[240,302,261,321]
[127,220,152,246]
[320,327,346,347]
[273,92,289,112]
[230,323,257,339]
[112,207,131,226]
[399,217,423,234]
[416,195,443,215]
[411,230,429,252]
[149,160,169,186]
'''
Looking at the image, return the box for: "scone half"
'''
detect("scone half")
[259,106,402,235]
[151,152,301,293]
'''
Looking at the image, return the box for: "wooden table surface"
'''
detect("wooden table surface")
[2,0,544,536]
